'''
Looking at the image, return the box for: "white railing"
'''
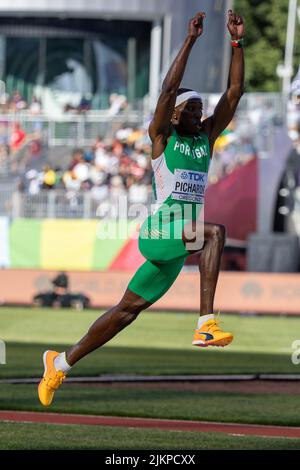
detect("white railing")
[0,109,145,147]
[0,93,285,147]
[0,189,154,220]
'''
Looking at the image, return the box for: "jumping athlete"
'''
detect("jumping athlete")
[38,9,245,406]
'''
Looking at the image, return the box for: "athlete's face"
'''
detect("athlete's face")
[173,99,203,134]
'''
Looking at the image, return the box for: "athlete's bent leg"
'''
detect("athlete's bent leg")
[182,221,225,315]
[182,221,232,347]
[199,223,226,316]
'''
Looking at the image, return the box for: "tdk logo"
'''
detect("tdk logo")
[181,172,205,182]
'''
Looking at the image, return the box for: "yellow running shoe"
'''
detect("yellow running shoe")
[38,350,66,406]
[192,317,233,348]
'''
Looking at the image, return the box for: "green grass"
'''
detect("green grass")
[0,306,299,377]
[1,307,300,450]
[0,306,298,353]
[1,384,300,427]
[0,422,299,450]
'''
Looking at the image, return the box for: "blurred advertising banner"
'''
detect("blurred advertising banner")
[0,217,9,267]
[0,269,300,315]
[8,219,140,271]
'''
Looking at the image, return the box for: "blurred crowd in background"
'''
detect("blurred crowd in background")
[13,119,260,205]
[0,89,129,116]
[0,90,43,114]
[19,129,153,204]
[0,90,290,206]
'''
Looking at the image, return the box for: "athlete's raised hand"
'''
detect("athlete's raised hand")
[227,10,244,39]
[188,12,206,38]
[149,11,206,156]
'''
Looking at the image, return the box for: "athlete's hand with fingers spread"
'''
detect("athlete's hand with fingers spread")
[188,12,206,38]
[227,10,244,40]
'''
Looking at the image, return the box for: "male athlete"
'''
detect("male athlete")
[38,9,245,406]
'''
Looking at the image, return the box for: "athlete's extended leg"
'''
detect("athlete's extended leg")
[38,252,186,406]
[64,253,186,369]
[66,290,151,365]
[38,289,151,406]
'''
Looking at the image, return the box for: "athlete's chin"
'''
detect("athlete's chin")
[189,120,202,131]
[177,122,202,135]
[191,124,202,134]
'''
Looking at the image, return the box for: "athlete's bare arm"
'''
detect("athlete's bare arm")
[202,10,245,152]
[149,12,206,159]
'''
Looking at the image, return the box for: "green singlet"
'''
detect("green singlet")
[128,127,211,303]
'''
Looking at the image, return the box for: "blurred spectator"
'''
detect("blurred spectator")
[10,122,26,153]
[0,91,10,113]
[291,66,300,97]
[10,90,27,112]
[110,175,126,200]
[26,169,41,195]
[27,137,42,164]
[127,175,149,204]
[29,96,42,115]
[69,148,85,171]
[287,93,300,142]
[52,271,69,296]
[90,182,109,201]
[83,149,94,163]
[64,94,92,114]
[78,95,92,113]
[286,67,300,141]
[107,93,127,116]
[63,170,81,192]
[42,165,56,189]
[72,156,90,182]
[94,142,111,171]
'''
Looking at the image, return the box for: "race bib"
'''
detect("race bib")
[171,169,207,203]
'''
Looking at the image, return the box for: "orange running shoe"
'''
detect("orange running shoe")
[38,350,66,406]
[192,317,233,348]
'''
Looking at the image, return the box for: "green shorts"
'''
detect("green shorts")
[128,215,190,303]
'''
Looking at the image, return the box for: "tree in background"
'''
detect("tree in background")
[235,0,300,91]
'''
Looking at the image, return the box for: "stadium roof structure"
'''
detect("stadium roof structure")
[0,0,232,100]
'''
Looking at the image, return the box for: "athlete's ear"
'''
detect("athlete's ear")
[172,109,179,124]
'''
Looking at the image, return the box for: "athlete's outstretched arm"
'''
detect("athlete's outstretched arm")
[203,10,245,149]
[149,12,205,158]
